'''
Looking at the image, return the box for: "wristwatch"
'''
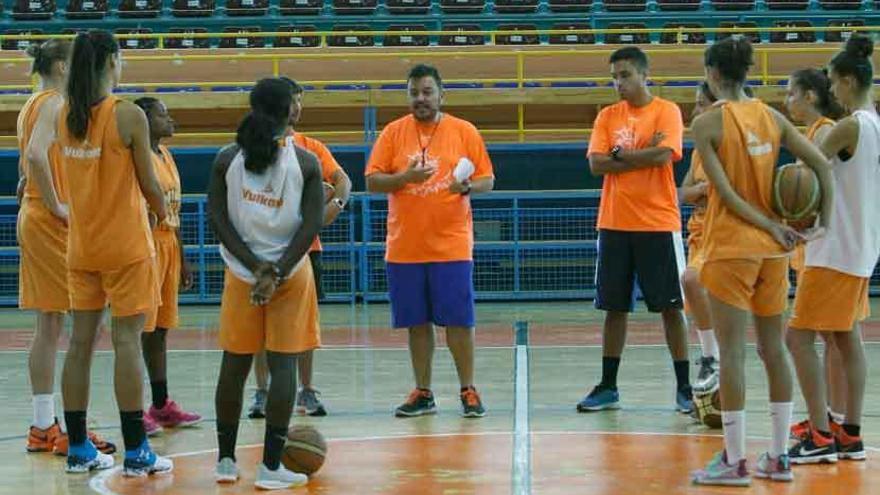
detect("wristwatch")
[331,198,346,210]
[610,145,622,161]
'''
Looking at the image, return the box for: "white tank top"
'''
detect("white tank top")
[220,137,307,283]
[805,109,880,278]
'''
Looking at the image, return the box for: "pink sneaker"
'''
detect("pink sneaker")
[148,399,202,428]
[143,412,163,437]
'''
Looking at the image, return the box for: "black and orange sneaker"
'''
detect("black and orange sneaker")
[54,430,117,456]
[26,420,63,453]
[460,386,486,418]
[789,428,837,464]
[789,419,811,441]
[394,389,437,417]
[836,429,866,461]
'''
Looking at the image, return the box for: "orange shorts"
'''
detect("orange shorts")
[68,256,160,318]
[17,199,69,312]
[686,235,706,271]
[700,257,789,317]
[219,260,320,355]
[790,267,870,332]
[790,245,805,275]
[145,229,180,331]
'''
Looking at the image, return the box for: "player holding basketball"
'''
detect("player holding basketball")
[581,46,693,414]
[248,77,352,420]
[365,64,494,419]
[689,37,833,486]
[209,78,323,489]
[132,97,202,436]
[786,34,879,465]
[28,29,171,475]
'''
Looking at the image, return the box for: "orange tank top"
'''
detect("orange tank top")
[17,89,67,202]
[791,116,835,272]
[152,145,181,231]
[702,99,784,261]
[686,150,707,238]
[58,96,154,270]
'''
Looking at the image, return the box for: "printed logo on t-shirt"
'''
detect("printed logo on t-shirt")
[403,150,453,197]
[242,187,284,208]
[612,118,638,149]
[747,131,772,156]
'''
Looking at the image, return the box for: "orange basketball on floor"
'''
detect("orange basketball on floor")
[282,425,327,475]
[773,163,820,225]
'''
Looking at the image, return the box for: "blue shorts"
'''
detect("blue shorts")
[386,261,475,329]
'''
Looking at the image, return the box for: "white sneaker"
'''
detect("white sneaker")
[215,457,240,483]
[254,462,308,490]
[66,449,115,474]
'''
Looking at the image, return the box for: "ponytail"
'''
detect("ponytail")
[66,30,119,141]
[26,39,71,77]
[236,78,293,174]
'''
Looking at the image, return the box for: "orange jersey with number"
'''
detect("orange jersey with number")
[18,89,67,202]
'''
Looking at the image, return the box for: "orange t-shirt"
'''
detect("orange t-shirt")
[790,116,835,273]
[58,97,154,271]
[588,96,684,232]
[291,131,343,252]
[686,150,707,241]
[702,99,784,261]
[365,113,494,263]
[152,145,181,231]
[18,89,67,203]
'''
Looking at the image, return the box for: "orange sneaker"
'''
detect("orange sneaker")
[789,418,810,441]
[26,420,62,453]
[54,431,117,456]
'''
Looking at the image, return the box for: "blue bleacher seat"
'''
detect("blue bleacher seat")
[279,0,322,14]
[492,82,541,88]
[332,0,378,15]
[66,0,108,18]
[165,27,212,48]
[496,24,540,45]
[440,24,485,46]
[274,25,320,47]
[12,0,55,19]
[548,0,592,12]
[380,84,408,90]
[657,0,699,10]
[384,25,430,47]
[825,20,864,42]
[549,81,598,88]
[494,0,539,13]
[770,21,814,43]
[549,23,595,44]
[119,0,162,17]
[440,0,484,14]
[605,23,649,44]
[766,0,808,8]
[328,25,374,47]
[386,0,430,14]
[218,27,265,48]
[445,82,485,88]
[171,0,215,17]
[325,84,371,90]
[116,28,159,49]
[2,29,46,51]
[820,0,860,8]
[603,0,646,11]
[660,23,706,44]
[717,21,760,43]
[225,0,268,16]
[711,0,754,10]
[211,85,253,91]
[156,86,204,92]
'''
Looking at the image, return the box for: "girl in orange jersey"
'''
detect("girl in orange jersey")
[782,68,849,443]
[18,38,115,457]
[133,97,201,436]
[27,30,170,476]
[689,38,833,486]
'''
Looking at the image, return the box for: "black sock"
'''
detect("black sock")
[843,424,861,437]
[817,429,833,439]
[262,426,288,470]
[64,411,88,446]
[120,410,146,451]
[217,421,240,462]
[600,357,621,389]
[673,360,691,389]
[151,381,168,409]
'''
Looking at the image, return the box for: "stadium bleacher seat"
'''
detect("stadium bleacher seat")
[383,25,430,46]
[494,0,539,13]
[332,0,378,15]
[825,19,864,42]
[171,0,215,16]
[766,0,808,9]
[12,0,56,20]
[2,29,45,50]
[116,28,158,49]
[439,24,485,45]
[225,0,268,16]
[219,26,266,48]
[603,0,646,10]
[819,0,861,8]
[711,0,754,10]
[386,0,430,14]
[717,21,760,43]
[496,24,539,45]
[165,27,211,48]
[770,21,814,43]
[274,25,321,47]
[660,23,706,44]
[328,25,374,47]
[605,23,649,44]
[279,0,321,14]
[548,23,595,44]
[119,0,162,18]
[439,0,485,14]
[657,0,699,10]
[548,0,591,10]
[66,0,108,18]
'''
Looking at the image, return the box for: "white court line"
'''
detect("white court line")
[512,332,531,494]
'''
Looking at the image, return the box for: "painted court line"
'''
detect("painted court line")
[512,321,531,495]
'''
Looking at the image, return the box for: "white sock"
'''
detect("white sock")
[697,329,720,360]
[770,402,793,457]
[828,408,845,425]
[32,394,55,430]
[722,410,746,463]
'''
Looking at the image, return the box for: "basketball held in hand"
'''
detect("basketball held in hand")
[772,163,820,230]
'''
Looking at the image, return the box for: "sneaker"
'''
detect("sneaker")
[248,390,267,419]
[66,439,115,474]
[695,357,719,391]
[122,440,174,477]
[576,385,620,412]
[27,420,63,453]
[254,462,308,490]
[836,429,867,461]
[394,389,437,418]
[143,413,163,437]
[789,418,811,441]
[215,457,240,484]
[691,451,751,487]
[148,399,202,428]
[296,388,327,417]
[789,428,838,464]
[754,452,793,482]
[676,385,694,414]
[54,430,117,456]
[460,387,487,418]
